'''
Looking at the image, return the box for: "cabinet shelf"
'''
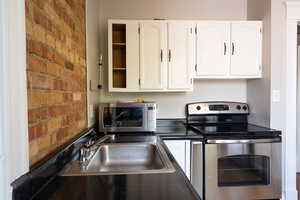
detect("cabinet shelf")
[113,43,126,46]
[113,68,126,71]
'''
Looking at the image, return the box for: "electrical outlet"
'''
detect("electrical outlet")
[272,90,281,102]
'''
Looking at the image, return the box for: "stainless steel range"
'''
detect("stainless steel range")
[187,102,282,200]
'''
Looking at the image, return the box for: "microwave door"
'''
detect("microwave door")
[99,103,156,132]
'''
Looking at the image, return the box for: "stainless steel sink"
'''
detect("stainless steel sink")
[59,136,175,176]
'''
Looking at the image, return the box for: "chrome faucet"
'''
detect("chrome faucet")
[80,134,115,163]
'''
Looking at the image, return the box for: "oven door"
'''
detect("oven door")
[99,103,152,132]
[205,138,281,200]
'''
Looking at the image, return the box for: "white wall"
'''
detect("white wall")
[270,1,297,199]
[246,0,271,127]
[102,80,247,118]
[86,0,101,126]
[297,45,300,172]
[1,0,29,199]
[98,0,248,118]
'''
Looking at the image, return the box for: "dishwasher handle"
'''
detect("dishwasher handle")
[206,137,281,144]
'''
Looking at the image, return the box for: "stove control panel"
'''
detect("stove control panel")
[187,102,249,115]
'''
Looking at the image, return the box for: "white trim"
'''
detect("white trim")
[284,2,300,200]
[0,1,10,199]
[1,0,29,199]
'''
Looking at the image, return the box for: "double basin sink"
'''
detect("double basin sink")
[60,136,175,176]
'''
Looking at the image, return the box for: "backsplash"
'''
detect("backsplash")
[25,0,87,166]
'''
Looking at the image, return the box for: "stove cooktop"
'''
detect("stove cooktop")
[188,123,281,138]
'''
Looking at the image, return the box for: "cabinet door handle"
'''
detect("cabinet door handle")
[224,42,227,55]
[160,49,163,62]
[168,50,172,62]
[232,42,235,55]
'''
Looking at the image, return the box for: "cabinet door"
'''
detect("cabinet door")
[139,22,167,90]
[230,22,262,77]
[168,22,195,90]
[164,140,190,179]
[108,20,140,91]
[196,22,231,77]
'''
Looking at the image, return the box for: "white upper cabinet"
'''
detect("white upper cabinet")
[108,19,195,92]
[108,20,263,92]
[196,22,231,77]
[195,21,262,79]
[139,22,167,90]
[168,22,195,90]
[108,20,140,92]
[230,22,262,77]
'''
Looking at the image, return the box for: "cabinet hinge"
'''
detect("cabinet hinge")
[195,64,198,72]
[138,79,141,85]
[260,28,262,33]
[138,27,140,34]
[195,26,198,35]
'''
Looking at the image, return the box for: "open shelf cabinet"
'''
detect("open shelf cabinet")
[112,24,126,88]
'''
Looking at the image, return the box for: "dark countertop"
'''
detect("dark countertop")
[155,119,203,140]
[30,131,201,200]
[33,158,200,200]
[12,122,202,200]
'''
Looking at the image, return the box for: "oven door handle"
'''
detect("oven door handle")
[206,138,281,144]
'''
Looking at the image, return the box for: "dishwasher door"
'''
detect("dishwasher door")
[191,141,204,199]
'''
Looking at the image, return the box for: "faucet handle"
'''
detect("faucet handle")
[80,147,90,163]
[110,134,116,141]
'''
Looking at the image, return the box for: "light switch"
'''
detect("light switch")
[272,90,281,102]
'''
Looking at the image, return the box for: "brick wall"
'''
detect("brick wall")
[25,0,87,166]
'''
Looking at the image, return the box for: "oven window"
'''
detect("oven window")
[103,107,143,127]
[218,155,270,187]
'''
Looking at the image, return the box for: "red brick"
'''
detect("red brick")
[53,79,63,90]
[26,0,87,166]
[28,121,48,141]
[32,0,45,9]
[72,33,79,43]
[43,47,55,63]
[57,127,69,141]
[28,107,49,124]
[27,39,44,57]
[28,73,52,90]
[66,0,74,9]
[53,52,65,66]
[33,9,52,32]
[27,54,46,73]
[67,113,77,124]
[48,105,70,118]
[51,27,60,42]
[53,0,75,31]
[63,93,72,102]
[59,32,66,43]
[25,0,30,16]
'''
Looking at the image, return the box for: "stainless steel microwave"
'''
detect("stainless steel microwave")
[98,102,157,132]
